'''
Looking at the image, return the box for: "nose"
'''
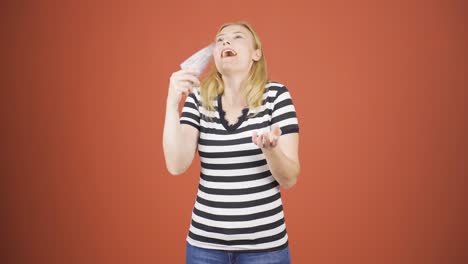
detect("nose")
[222,40,231,45]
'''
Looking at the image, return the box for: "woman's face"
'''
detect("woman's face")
[213,25,261,76]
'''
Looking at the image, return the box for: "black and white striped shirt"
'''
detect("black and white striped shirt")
[180,82,299,252]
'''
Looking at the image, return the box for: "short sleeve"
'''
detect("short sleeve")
[179,90,200,131]
[270,84,299,135]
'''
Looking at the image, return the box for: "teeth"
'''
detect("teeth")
[222,49,236,57]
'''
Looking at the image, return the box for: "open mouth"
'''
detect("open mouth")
[221,48,237,58]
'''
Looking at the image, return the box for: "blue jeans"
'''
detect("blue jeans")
[186,242,291,264]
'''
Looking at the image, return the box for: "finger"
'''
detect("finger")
[172,73,200,86]
[256,133,263,147]
[179,74,201,87]
[252,131,258,145]
[170,70,188,81]
[176,69,200,76]
[177,80,192,88]
[261,134,267,148]
[177,84,192,93]
[178,87,191,96]
[265,134,273,148]
[272,125,282,137]
[268,132,274,144]
[182,68,201,75]
[271,135,278,148]
[265,134,271,148]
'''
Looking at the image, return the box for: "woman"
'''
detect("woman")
[163,21,300,264]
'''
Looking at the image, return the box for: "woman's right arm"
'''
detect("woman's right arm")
[163,69,200,175]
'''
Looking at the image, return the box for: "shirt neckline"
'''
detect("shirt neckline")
[217,95,249,132]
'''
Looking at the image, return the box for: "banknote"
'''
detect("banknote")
[180,43,214,76]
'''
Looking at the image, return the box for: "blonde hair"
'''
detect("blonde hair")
[200,22,268,112]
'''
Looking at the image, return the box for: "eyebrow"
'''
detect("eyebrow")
[216,31,246,38]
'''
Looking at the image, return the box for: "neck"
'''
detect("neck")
[221,72,249,106]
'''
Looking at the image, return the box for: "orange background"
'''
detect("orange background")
[2,0,467,263]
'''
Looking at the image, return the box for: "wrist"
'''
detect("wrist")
[166,99,179,110]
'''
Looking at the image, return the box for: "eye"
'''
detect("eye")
[234,35,243,39]
[216,37,223,42]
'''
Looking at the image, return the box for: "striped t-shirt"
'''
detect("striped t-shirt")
[180,82,299,252]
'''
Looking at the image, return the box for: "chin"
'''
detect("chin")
[217,65,250,76]
[216,66,234,75]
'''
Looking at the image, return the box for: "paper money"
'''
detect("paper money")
[180,43,214,76]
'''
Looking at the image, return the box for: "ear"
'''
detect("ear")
[252,49,262,61]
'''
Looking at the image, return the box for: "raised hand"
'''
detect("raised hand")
[252,125,282,149]
[167,69,200,107]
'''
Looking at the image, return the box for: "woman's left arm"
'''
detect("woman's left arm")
[252,127,300,189]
